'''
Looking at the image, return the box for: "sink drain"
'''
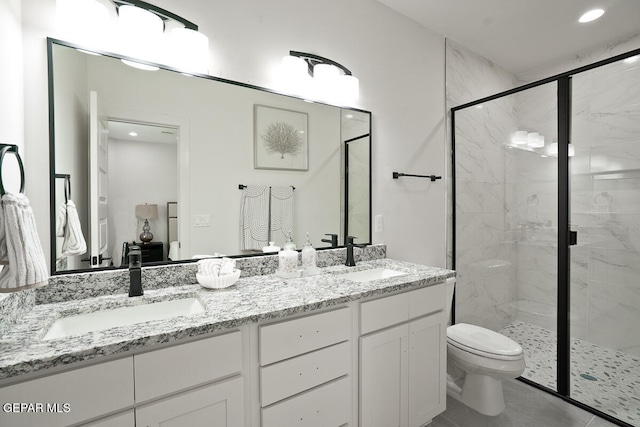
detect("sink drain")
[580,373,598,381]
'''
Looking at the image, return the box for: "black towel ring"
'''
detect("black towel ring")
[0,144,25,196]
[64,176,71,203]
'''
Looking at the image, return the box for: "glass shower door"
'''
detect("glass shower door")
[453,82,560,391]
[569,55,640,426]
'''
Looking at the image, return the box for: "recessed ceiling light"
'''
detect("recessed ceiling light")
[129,132,138,137]
[579,9,604,23]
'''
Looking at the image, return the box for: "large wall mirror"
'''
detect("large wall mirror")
[48,38,371,274]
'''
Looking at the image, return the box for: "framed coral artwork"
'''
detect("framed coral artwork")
[254,105,308,171]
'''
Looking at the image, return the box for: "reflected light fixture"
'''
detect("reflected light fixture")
[527,132,545,148]
[547,142,575,157]
[281,51,359,105]
[624,55,640,64]
[578,9,605,23]
[512,130,528,145]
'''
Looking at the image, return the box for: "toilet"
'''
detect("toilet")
[445,278,525,416]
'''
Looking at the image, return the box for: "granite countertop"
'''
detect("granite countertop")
[0,259,455,381]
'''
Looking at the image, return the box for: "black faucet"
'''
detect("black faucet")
[345,236,367,267]
[321,233,338,247]
[128,245,143,297]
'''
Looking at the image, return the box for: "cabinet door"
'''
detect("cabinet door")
[136,376,244,427]
[360,324,408,427]
[408,313,446,427]
[0,358,134,427]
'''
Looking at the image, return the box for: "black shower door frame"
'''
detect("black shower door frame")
[451,46,640,427]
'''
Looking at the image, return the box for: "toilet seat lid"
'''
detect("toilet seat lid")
[447,323,522,358]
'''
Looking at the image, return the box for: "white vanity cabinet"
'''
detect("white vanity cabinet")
[134,330,244,427]
[0,358,134,427]
[0,330,244,427]
[359,283,447,427]
[258,307,352,427]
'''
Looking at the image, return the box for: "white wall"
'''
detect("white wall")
[0,0,24,301]
[19,0,448,271]
[0,0,24,192]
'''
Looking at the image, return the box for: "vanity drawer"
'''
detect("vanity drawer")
[361,283,445,334]
[0,358,134,427]
[134,331,242,402]
[259,307,350,365]
[260,341,350,406]
[261,377,350,427]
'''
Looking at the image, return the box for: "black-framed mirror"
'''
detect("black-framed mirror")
[48,38,371,274]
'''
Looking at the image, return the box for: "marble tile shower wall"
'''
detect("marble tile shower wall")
[571,59,640,356]
[446,39,518,331]
[515,57,640,355]
[454,96,519,331]
[511,83,562,335]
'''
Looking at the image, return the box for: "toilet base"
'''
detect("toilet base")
[446,372,506,416]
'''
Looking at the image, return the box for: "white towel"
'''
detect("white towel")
[0,193,49,292]
[57,200,87,256]
[240,185,270,251]
[270,186,294,244]
[168,240,179,260]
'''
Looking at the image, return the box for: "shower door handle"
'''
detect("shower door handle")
[569,231,577,246]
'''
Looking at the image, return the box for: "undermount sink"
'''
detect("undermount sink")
[43,297,205,341]
[339,267,407,283]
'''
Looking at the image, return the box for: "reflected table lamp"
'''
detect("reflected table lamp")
[135,203,159,243]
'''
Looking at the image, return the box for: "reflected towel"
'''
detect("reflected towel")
[270,186,294,244]
[57,200,87,256]
[0,193,49,292]
[168,240,179,260]
[240,185,270,251]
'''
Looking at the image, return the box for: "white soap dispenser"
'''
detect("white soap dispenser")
[301,232,319,276]
[277,231,299,278]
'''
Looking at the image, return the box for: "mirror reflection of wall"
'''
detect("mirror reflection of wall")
[342,111,371,244]
[107,121,178,267]
[50,39,371,274]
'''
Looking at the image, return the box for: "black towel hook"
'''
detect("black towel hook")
[0,144,25,196]
[54,174,71,203]
[64,176,71,203]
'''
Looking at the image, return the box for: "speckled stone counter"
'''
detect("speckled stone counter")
[0,257,454,382]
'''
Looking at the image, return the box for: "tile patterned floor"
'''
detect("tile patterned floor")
[497,320,640,426]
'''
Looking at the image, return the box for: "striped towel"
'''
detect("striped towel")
[239,185,270,251]
[270,186,294,244]
[0,193,49,292]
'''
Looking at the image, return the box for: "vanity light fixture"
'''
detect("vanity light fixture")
[281,51,360,105]
[58,0,210,74]
[114,0,209,73]
[578,8,605,23]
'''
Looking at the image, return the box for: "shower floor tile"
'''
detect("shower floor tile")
[500,320,640,426]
